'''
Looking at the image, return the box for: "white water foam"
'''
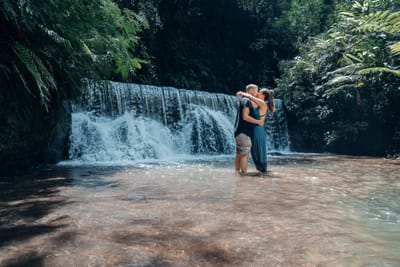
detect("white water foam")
[67,105,236,164]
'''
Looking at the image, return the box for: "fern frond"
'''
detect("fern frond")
[40,25,71,48]
[390,42,400,57]
[357,67,400,76]
[0,1,17,24]
[13,42,51,109]
[13,43,41,84]
[31,52,57,92]
[12,63,36,97]
[377,10,389,20]
[385,12,400,25]
[354,11,400,34]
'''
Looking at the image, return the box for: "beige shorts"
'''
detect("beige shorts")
[235,133,252,155]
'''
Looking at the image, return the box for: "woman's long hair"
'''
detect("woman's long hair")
[260,88,275,113]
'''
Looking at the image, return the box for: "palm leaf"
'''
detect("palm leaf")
[325,75,361,87]
[327,63,364,76]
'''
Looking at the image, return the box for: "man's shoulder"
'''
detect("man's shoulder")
[239,97,251,106]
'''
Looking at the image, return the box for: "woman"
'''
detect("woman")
[237,88,275,174]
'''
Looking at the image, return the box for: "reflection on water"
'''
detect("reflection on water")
[0,154,399,266]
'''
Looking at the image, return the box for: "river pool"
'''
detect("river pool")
[0,154,399,266]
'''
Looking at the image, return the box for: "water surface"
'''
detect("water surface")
[1,154,399,266]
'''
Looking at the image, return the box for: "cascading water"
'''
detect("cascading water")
[266,99,291,152]
[68,81,290,162]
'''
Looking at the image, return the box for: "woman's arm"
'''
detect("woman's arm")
[236,91,267,108]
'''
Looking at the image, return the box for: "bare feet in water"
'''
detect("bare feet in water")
[260,170,272,176]
[236,170,272,177]
[235,171,247,176]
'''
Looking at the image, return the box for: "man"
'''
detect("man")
[234,84,263,175]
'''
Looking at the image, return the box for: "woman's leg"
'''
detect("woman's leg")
[253,126,267,172]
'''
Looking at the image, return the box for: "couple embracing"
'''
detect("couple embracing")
[234,84,275,176]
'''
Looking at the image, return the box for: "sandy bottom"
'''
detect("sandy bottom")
[1,154,400,267]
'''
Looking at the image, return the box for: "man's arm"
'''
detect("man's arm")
[237,91,266,108]
[242,107,262,126]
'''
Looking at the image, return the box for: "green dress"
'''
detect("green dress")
[251,108,267,172]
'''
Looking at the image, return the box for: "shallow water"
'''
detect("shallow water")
[1,154,399,267]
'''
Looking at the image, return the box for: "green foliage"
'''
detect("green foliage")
[12,42,55,107]
[390,41,400,56]
[0,0,143,109]
[115,0,163,84]
[277,0,400,154]
[0,0,145,171]
[357,67,400,76]
[283,0,336,45]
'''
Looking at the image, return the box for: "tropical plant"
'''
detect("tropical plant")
[0,0,144,172]
[277,0,400,154]
[0,0,143,110]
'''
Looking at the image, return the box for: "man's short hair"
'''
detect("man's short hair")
[245,84,258,91]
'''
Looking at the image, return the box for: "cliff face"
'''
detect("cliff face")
[0,88,71,176]
[43,101,72,165]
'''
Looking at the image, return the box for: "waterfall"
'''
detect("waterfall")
[68,80,290,162]
[266,99,291,152]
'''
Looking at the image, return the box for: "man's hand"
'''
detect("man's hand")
[236,91,244,97]
[258,119,264,126]
[238,92,252,98]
